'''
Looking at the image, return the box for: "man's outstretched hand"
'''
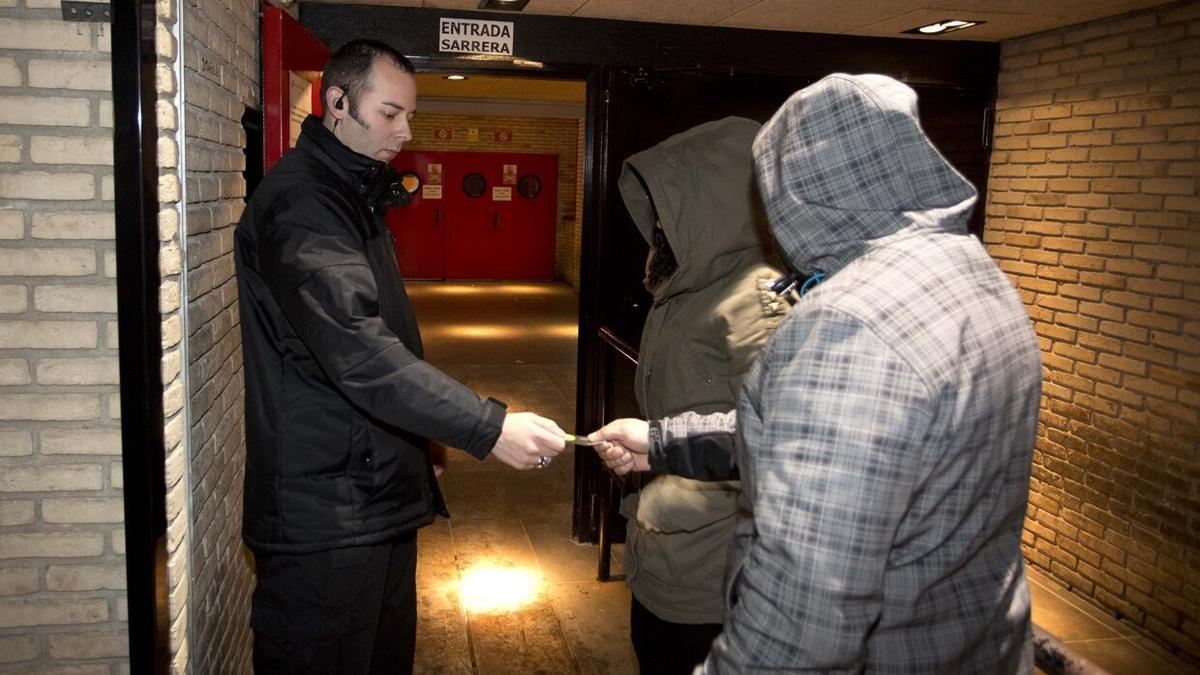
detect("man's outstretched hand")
[491,412,566,470]
[587,418,651,475]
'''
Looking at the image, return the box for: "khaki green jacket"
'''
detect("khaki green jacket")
[617,117,785,624]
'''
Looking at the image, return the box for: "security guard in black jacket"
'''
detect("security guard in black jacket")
[235,40,566,674]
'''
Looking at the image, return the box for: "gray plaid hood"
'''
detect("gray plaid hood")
[753,73,977,276]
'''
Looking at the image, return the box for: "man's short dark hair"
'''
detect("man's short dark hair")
[320,39,415,118]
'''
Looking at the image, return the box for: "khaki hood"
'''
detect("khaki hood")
[753,74,977,277]
[619,117,773,300]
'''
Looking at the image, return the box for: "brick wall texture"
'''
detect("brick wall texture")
[0,1,128,672]
[180,0,257,671]
[986,0,1200,662]
[157,2,191,674]
[405,113,585,288]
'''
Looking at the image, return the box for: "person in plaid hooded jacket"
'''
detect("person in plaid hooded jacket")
[590,73,1041,674]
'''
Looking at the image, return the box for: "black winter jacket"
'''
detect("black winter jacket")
[235,115,507,554]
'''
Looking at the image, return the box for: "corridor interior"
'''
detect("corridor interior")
[407,281,636,674]
[406,281,1193,675]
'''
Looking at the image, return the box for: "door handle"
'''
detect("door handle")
[492,213,500,230]
[434,209,440,224]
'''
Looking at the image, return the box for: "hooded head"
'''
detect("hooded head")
[619,117,773,299]
[753,74,977,277]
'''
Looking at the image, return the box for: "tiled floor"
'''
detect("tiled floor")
[1028,566,1197,674]
[408,281,637,674]
[407,280,1198,675]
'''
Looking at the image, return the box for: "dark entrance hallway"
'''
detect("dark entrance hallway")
[407,281,636,673]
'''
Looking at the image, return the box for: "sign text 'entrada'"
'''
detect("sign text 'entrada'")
[439,18,514,55]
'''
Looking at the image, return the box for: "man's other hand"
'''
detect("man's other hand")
[587,418,651,475]
[491,412,566,470]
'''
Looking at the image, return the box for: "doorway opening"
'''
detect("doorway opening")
[398,69,587,521]
[393,73,585,285]
[392,72,633,671]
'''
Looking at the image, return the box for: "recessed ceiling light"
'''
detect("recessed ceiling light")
[444,74,469,81]
[478,0,531,11]
[904,19,984,36]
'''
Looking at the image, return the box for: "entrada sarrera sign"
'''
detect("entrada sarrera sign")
[439,18,514,55]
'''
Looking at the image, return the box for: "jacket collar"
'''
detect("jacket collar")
[296,114,396,201]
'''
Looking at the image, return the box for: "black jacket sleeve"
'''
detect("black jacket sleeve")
[255,185,504,459]
[649,411,740,481]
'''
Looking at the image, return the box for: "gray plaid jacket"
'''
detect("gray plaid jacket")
[652,74,1040,674]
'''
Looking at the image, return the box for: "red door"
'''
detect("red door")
[444,152,504,279]
[505,154,557,280]
[262,5,329,172]
[387,151,445,279]
[387,151,558,280]
[444,152,557,280]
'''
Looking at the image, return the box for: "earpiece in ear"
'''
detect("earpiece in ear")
[334,95,345,110]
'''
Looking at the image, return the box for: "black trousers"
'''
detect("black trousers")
[251,533,418,674]
[630,596,723,675]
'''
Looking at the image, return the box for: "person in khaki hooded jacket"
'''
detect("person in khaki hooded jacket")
[616,117,787,674]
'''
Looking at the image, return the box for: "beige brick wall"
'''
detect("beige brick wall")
[157,1,192,673]
[406,113,585,288]
[179,0,257,670]
[987,0,1200,662]
[0,1,128,671]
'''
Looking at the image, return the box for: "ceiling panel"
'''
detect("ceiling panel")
[931,0,1171,16]
[415,73,501,98]
[426,0,590,11]
[719,0,929,33]
[852,9,1068,41]
[485,77,585,101]
[302,0,1178,42]
[571,0,759,26]
[415,73,586,102]
[520,0,591,15]
[425,0,494,10]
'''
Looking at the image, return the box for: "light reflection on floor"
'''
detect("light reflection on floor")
[411,282,556,296]
[427,323,578,340]
[457,560,545,615]
[408,281,638,674]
